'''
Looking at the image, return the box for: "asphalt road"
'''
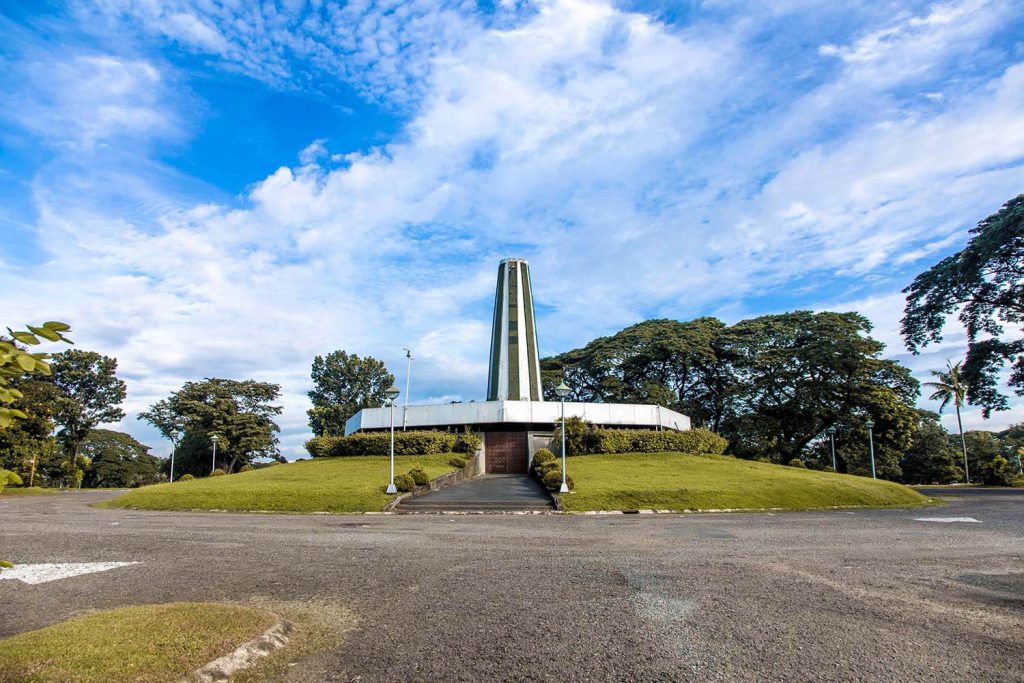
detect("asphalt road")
[2,490,1023,682]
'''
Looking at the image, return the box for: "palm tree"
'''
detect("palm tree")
[924,360,970,483]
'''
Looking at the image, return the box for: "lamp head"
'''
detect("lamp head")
[211,434,219,443]
[826,426,835,435]
[385,385,400,401]
[865,419,875,430]
[554,381,571,399]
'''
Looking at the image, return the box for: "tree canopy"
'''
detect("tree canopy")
[140,378,282,474]
[80,429,161,488]
[307,351,395,436]
[49,350,127,467]
[542,311,920,477]
[902,194,1024,416]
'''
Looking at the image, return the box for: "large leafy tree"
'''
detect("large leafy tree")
[80,429,160,488]
[49,350,127,484]
[0,378,63,487]
[923,360,971,482]
[0,322,72,428]
[142,379,282,473]
[902,194,1024,416]
[307,351,394,436]
[898,410,963,485]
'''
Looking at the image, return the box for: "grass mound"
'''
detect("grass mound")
[560,452,930,511]
[0,487,55,496]
[103,454,458,513]
[0,602,275,683]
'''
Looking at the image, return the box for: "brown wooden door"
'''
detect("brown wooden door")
[485,432,528,474]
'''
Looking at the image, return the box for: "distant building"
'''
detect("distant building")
[346,258,690,473]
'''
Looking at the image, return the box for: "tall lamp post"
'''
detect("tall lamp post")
[210,434,219,475]
[865,419,876,479]
[402,348,413,431]
[170,430,182,483]
[554,381,571,493]
[826,426,837,471]
[385,385,400,494]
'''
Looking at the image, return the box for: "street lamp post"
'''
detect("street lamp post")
[554,381,571,493]
[402,348,412,431]
[385,385,400,494]
[865,419,876,479]
[170,431,182,483]
[210,434,219,475]
[827,426,837,471]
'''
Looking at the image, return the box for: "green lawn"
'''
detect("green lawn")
[0,487,55,496]
[0,602,276,683]
[561,452,931,511]
[103,454,458,513]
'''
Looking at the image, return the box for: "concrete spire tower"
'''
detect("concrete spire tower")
[487,258,544,401]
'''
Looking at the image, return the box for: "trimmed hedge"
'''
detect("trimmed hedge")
[306,431,458,457]
[531,448,556,469]
[449,457,467,469]
[587,428,727,455]
[210,469,227,477]
[542,468,575,492]
[409,468,429,486]
[177,474,195,482]
[393,473,415,493]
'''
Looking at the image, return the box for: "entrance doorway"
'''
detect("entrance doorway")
[485,431,528,474]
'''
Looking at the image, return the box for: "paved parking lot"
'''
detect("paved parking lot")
[2,489,1023,681]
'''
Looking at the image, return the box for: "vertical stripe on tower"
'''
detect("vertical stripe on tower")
[487,263,505,401]
[507,261,520,400]
[521,263,541,401]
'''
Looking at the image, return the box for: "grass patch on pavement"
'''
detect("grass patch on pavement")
[102,454,458,513]
[560,452,930,512]
[0,602,276,683]
[0,487,54,496]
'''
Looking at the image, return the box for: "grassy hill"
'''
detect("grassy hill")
[104,454,458,513]
[560,452,931,511]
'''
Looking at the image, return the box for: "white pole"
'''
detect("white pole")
[559,396,569,493]
[170,438,177,483]
[211,438,217,475]
[402,348,412,431]
[868,427,876,479]
[829,433,836,471]
[386,399,397,493]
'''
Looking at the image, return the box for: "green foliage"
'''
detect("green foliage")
[786,458,806,468]
[0,378,63,487]
[80,429,160,488]
[448,456,467,469]
[305,431,457,457]
[140,379,282,473]
[0,468,23,491]
[409,468,429,486]
[50,351,127,472]
[902,195,1024,416]
[0,322,72,429]
[0,559,13,569]
[239,464,254,472]
[210,468,227,477]
[178,473,195,481]
[307,351,395,437]
[393,473,415,492]
[542,311,920,479]
[531,448,556,468]
[553,416,593,455]
[898,410,964,484]
[541,467,573,491]
[981,456,1017,486]
[588,428,728,455]
[455,427,482,454]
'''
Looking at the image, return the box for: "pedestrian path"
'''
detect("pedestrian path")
[397,474,554,512]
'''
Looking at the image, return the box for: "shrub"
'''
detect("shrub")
[542,468,574,492]
[588,428,728,455]
[786,458,806,468]
[455,427,482,455]
[822,466,836,473]
[539,460,560,474]
[393,473,415,492]
[449,457,467,469]
[305,431,458,457]
[409,468,429,486]
[532,449,556,469]
[0,469,23,492]
[755,457,773,464]
[981,456,1017,486]
[178,473,195,482]
[554,416,594,455]
[239,464,254,472]
[210,468,227,477]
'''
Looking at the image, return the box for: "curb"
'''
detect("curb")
[187,617,292,682]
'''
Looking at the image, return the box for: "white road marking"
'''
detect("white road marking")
[914,517,981,524]
[0,562,140,585]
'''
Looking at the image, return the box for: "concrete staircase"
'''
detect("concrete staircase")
[396,474,555,513]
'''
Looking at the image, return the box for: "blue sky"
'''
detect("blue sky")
[1,0,1022,458]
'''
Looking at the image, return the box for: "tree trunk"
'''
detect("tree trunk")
[956,402,969,484]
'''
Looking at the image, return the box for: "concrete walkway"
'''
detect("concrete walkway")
[397,474,554,512]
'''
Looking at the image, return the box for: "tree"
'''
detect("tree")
[962,430,1002,483]
[0,379,63,487]
[923,360,971,482]
[0,322,72,428]
[49,350,127,485]
[80,429,160,488]
[898,411,963,484]
[142,379,282,473]
[307,351,394,436]
[902,194,1024,417]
